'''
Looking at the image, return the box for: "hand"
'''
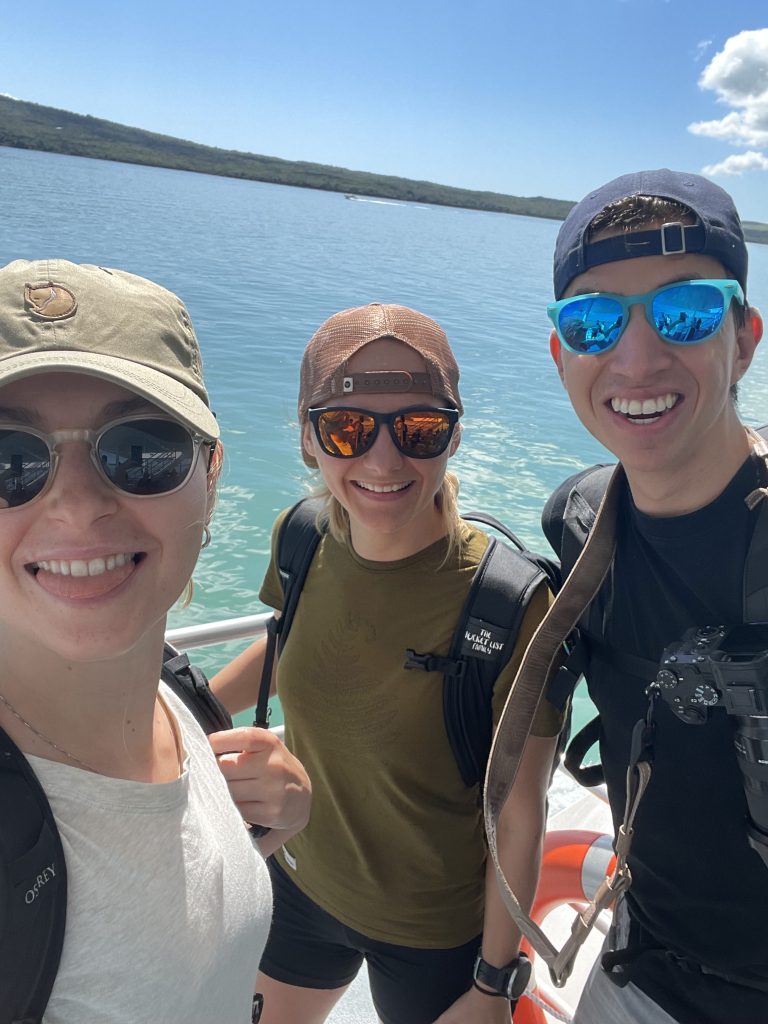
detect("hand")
[209,727,311,833]
[432,986,513,1023]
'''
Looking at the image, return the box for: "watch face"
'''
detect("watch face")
[509,955,533,998]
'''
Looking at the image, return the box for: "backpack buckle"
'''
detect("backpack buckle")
[404,649,465,677]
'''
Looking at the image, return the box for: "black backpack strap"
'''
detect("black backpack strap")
[563,715,604,787]
[161,643,232,734]
[542,464,615,580]
[745,425,768,624]
[162,645,275,835]
[275,498,325,652]
[0,728,67,1024]
[253,616,280,729]
[253,499,324,729]
[464,510,560,591]
[445,537,546,787]
[462,510,527,551]
[541,465,616,790]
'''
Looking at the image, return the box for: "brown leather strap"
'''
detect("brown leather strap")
[484,464,630,987]
[340,370,434,396]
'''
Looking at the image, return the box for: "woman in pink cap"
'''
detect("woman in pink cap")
[214,303,564,1024]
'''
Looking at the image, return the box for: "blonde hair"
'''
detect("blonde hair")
[311,468,470,565]
[179,439,224,608]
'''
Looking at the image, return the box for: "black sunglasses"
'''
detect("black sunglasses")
[0,414,216,510]
[308,406,459,459]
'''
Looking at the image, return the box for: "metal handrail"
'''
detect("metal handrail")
[166,611,271,651]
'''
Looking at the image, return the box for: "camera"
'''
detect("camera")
[656,625,768,867]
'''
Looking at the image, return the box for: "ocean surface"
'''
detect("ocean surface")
[3,146,768,732]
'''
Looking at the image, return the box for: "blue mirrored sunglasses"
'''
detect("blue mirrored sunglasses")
[547,279,744,355]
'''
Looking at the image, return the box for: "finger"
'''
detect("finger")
[208,726,279,755]
[215,748,270,780]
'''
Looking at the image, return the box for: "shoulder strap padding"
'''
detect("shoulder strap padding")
[0,728,67,1024]
[445,535,547,787]
[253,499,324,729]
[464,510,560,591]
[275,498,325,652]
[542,464,615,580]
[161,644,232,734]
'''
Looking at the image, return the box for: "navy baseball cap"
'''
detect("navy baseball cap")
[553,169,748,299]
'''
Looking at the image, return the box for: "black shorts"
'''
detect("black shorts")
[260,858,480,1024]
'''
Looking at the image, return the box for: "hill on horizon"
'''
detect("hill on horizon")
[1,94,766,245]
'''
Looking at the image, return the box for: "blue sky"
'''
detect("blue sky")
[2,1,767,220]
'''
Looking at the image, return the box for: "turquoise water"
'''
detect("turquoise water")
[3,146,768,729]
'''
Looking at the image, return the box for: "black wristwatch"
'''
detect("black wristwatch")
[473,951,532,1000]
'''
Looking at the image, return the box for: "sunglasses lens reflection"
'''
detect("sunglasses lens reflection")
[651,284,725,344]
[98,420,196,496]
[317,410,377,457]
[394,412,452,457]
[0,430,51,508]
[557,296,624,354]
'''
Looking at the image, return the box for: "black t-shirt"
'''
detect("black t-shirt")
[549,456,768,1024]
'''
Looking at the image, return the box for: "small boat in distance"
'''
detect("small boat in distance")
[344,193,429,209]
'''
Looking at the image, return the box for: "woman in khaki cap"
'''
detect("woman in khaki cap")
[0,259,309,1024]
[214,303,564,1024]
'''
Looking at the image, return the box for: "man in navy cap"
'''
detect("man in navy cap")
[541,170,766,1023]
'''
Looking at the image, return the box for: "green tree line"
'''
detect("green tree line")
[1,95,766,242]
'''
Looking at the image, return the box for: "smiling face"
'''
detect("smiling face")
[303,338,460,559]
[0,372,210,665]
[550,251,762,512]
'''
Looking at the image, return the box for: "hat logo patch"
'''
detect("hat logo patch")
[25,284,77,321]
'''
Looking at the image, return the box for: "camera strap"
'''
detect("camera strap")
[484,463,648,988]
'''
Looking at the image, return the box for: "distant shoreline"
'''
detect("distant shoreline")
[2,94,766,244]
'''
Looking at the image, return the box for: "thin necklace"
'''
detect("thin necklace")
[0,690,183,776]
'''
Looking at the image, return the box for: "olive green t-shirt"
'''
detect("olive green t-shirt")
[260,514,560,947]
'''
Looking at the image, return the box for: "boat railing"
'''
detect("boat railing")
[166,611,609,806]
[167,611,272,651]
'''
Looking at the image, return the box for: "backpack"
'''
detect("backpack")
[0,645,232,1024]
[253,497,558,788]
[541,425,768,786]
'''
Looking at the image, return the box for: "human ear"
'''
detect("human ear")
[302,421,317,460]
[732,307,763,385]
[751,308,764,345]
[549,329,565,383]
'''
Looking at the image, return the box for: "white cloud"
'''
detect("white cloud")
[701,150,768,175]
[694,39,713,63]
[699,28,768,103]
[688,28,768,175]
[689,103,768,147]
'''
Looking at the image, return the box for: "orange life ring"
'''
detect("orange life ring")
[513,830,615,1024]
